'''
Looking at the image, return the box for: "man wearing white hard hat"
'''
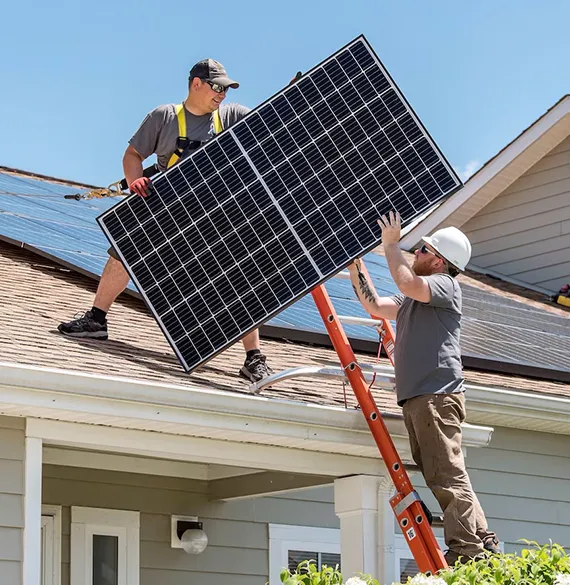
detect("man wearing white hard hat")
[348,211,499,566]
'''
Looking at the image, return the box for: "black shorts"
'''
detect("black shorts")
[107,246,120,261]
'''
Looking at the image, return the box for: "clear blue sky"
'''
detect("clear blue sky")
[1,0,569,187]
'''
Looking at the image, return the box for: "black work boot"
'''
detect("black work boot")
[58,311,108,340]
[239,353,273,383]
[483,536,501,554]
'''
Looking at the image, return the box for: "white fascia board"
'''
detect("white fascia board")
[400,96,570,249]
[0,361,407,456]
[0,361,494,455]
[465,384,570,435]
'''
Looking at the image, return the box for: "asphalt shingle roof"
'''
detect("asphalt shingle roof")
[1,240,569,416]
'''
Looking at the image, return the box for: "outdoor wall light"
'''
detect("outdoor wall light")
[171,515,208,554]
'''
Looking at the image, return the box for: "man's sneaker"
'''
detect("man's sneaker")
[239,353,273,383]
[483,536,501,554]
[57,311,108,340]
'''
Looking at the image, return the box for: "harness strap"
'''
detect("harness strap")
[213,108,222,134]
[167,104,223,169]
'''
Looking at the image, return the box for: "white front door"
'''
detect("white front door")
[41,515,55,585]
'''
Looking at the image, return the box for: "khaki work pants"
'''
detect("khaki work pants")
[402,392,496,557]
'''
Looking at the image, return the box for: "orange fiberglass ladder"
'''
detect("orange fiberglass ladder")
[252,258,448,576]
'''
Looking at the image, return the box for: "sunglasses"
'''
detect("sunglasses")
[419,244,438,256]
[419,244,448,264]
[203,80,229,94]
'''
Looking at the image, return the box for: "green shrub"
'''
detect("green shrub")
[279,559,378,585]
[403,541,570,585]
[279,543,570,585]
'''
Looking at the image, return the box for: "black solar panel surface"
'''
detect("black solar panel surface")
[98,36,461,371]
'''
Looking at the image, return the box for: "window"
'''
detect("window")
[288,550,341,573]
[269,524,340,585]
[70,507,140,585]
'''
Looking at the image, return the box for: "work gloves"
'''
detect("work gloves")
[129,177,151,197]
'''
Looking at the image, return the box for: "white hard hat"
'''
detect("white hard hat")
[421,226,472,271]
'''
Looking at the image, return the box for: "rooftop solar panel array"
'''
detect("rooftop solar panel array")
[98,35,461,371]
[0,169,568,379]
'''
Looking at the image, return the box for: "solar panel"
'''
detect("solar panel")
[97,35,462,372]
[0,171,124,283]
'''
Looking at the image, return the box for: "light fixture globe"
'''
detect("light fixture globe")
[180,525,208,555]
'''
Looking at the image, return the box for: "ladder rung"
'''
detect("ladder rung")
[333,270,351,280]
[337,315,384,327]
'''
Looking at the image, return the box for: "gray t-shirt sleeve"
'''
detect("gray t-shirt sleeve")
[425,273,457,309]
[220,103,251,127]
[129,105,170,160]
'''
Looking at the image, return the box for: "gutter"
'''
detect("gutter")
[0,362,494,451]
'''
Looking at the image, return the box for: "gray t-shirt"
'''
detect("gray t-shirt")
[392,273,464,405]
[129,103,251,171]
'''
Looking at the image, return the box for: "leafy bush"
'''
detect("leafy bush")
[279,560,378,585]
[402,541,570,585]
[280,542,570,585]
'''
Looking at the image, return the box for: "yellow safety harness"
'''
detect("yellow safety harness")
[167,104,223,168]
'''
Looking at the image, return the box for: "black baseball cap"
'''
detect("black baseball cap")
[189,59,239,89]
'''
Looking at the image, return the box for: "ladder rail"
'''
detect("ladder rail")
[311,269,447,575]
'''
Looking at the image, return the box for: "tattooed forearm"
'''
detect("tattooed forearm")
[355,264,378,305]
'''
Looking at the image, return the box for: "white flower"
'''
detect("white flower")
[408,575,447,585]
[345,578,367,585]
[555,574,570,585]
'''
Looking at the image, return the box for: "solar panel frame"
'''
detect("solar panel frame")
[97,35,462,372]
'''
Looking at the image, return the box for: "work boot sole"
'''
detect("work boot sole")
[239,366,257,382]
[58,329,108,340]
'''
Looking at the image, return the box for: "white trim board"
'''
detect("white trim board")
[24,437,42,585]
[71,506,140,585]
[0,362,494,463]
[2,359,564,439]
[29,418,388,477]
[41,505,62,585]
[43,446,262,481]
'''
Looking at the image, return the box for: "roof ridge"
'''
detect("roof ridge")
[0,165,101,190]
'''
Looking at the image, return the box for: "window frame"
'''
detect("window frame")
[70,506,140,585]
[394,532,445,583]
[41,504,62,585]
[268,524,340,585]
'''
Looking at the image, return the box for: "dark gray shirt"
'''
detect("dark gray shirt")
[392,273,464,405]
[129,103,250,171]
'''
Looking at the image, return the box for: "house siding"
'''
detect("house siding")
[413,424,570,552]
[42,464,338,585]
[463,135,570,292]
[41,424,570,584]
[0,416,25,585]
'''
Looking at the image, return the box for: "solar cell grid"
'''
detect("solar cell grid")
[98,35,461,371]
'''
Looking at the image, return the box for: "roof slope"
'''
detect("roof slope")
[1,240,569,413]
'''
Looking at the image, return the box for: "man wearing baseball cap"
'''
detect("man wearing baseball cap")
[59,58,274,383]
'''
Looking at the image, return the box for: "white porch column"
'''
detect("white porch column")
[334,474,396,581]
[377,478,397,585]
[23,436,42,585]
